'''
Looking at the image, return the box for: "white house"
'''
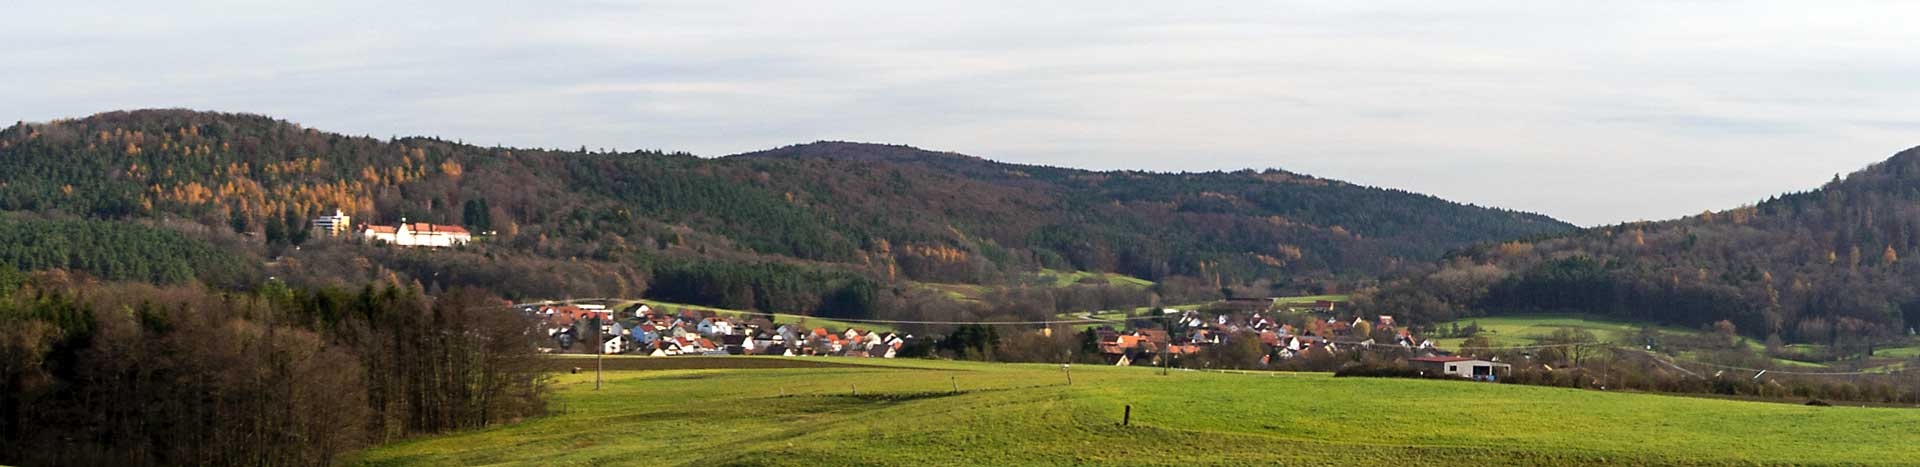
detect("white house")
[1411,356,1511,380]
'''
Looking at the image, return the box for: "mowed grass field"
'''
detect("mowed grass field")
[1430,314,1702,350]
[357,357,1920,466]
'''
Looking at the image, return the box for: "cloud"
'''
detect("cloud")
[5,1,1919,226]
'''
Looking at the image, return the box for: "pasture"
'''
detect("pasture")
[357,357,1920,466]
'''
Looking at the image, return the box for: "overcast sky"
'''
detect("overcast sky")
[7,1,1919,226]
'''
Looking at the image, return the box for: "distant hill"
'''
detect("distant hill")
[733,141,1571,280]
[1361,146,1920,350]
[0,109,1572,317]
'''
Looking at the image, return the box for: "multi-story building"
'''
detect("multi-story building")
[311,209,353,237]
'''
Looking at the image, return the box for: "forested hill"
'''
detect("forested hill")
[732,141,1572,279]
[1360,146,1920,349]
[0,109,1568,316]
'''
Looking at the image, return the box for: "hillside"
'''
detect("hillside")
[736,141,1570,280]
[360,358,1920,466]
[0,109,1570,319]
[1361,146,1920,354]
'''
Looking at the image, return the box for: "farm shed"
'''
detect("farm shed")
[1411,356,1511,381]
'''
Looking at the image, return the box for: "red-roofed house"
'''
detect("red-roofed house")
[362,219,472,247]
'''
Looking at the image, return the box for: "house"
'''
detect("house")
[1100,334,1146,355]
[651,340,682,356]
[360,219,472,247]
[634,325,660,346]
[671,323,699,340]
[1410,356,1511,381]
[601,335,625,354]
[721,335,751,354]
[1138,329,1171,347]
[750,337,777,354]
[744,318,775,333]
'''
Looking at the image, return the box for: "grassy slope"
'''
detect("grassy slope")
[1433,315,1834,368]
[1879,346,1920,358]
[358,358,1920,466]
[911,269,1155,304]
[1431,314,1701,349]
[1033,269,1156,288]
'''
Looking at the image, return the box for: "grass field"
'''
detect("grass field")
[909,270,1154,304]
[1432,315,1843,369]
[1272,293,1351,304]
[1032,269,1155,288]
[1877,345,1920,359]
[358,357,1920,466]
[1429,314,1701,350]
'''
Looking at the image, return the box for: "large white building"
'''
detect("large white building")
[312,209,352,237]
[361,220,472,247]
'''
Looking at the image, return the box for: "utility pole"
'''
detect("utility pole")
[592,315,604,391]
[1161,314,1173,376]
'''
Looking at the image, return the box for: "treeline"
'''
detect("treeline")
[1357,147,1920,347]
[643,259,881,318]
[0,271,547,466]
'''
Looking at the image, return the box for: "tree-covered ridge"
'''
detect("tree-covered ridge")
[730,141,1573,282]
[1361,146,1920,350]
[0,216,254,286]
[0,109,1571,317]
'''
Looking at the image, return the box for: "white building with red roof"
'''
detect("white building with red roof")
[361,218,472,247]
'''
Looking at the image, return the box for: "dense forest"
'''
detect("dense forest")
[0,109,1571,319]
[0,215,255,286]
[1358,146,1920,352]
[0,270,547,466]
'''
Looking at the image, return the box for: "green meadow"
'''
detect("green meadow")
[1428,313,1920,368]
[358,357,1920,466]
[1430,314,1702,349]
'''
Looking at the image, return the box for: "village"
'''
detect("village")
[529,302,910,358]
[308,209,1504,379]
[523,299,1509,380]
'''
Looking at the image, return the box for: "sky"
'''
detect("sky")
[7,1,1920,226]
